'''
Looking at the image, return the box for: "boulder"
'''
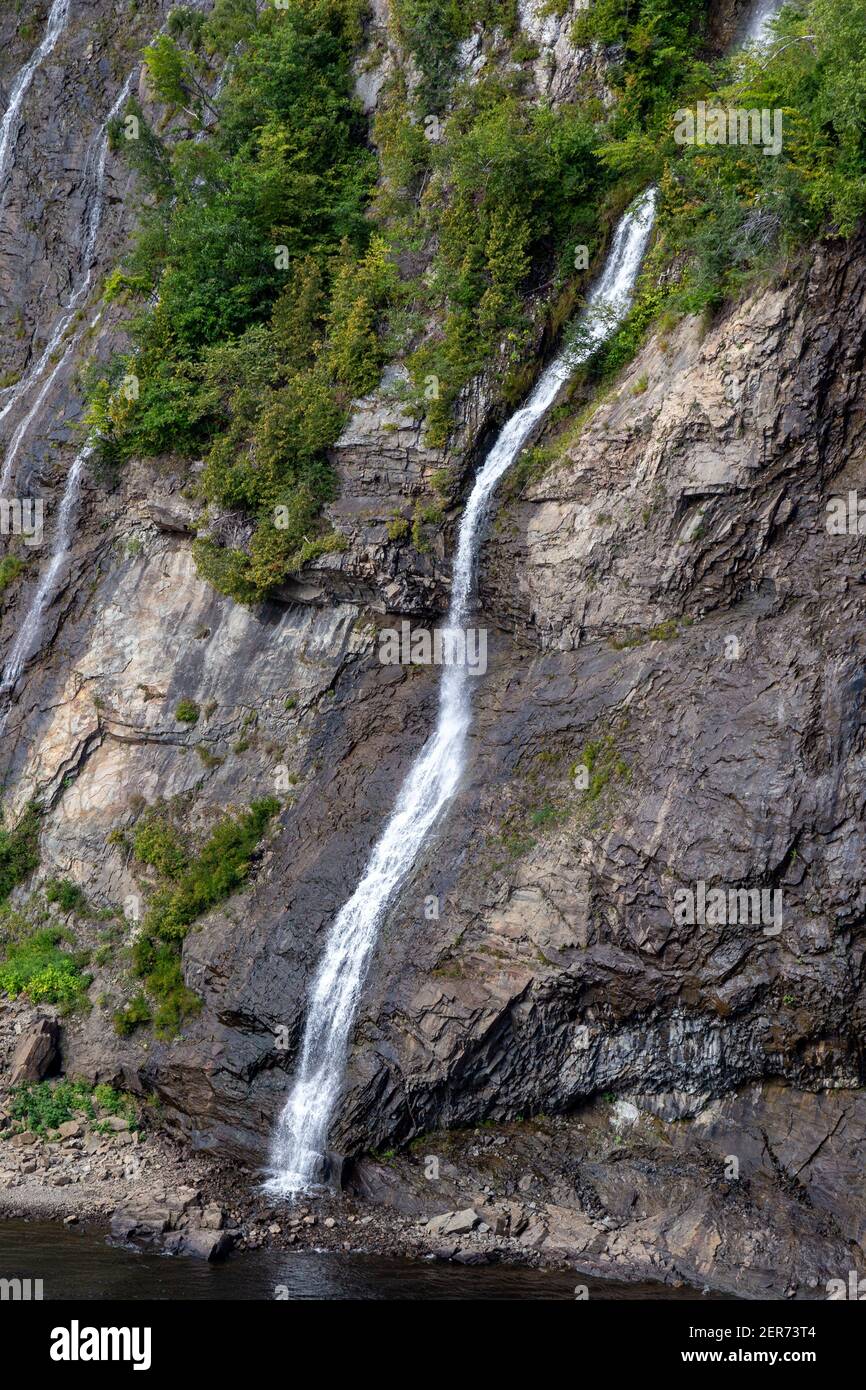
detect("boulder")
[425,1208,480,1238]
[163,1228,235,1261]
[201,1203,224,1230]
[8,1020,60,1084]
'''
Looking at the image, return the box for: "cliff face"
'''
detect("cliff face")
[1,0,864,1295]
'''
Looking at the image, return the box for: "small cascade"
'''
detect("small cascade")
[0,441,93,698]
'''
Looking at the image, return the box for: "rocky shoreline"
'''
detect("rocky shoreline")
[3,1074,862,1300]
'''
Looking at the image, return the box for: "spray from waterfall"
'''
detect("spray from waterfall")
[266,188,658,1195]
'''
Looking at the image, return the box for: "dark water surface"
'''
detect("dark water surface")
[0,1219,722,1300]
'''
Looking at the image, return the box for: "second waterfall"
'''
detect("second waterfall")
[267,187,658,1195]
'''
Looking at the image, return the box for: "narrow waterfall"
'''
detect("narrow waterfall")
[0,67,136,485]
[0,2,219,706]
[0,0,71,215]
[0,0,215,477]
[266,187,658,1195]
[0,441,93,698]
[265,0,784,1196]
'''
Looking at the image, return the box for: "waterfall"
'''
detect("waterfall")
[0,441,93,698]
[742,0,780,45]
[0,1,219,705]
[0,67,136,488]
[265,187,658,1195]
[0,0,71,216]
[0,0,215,481]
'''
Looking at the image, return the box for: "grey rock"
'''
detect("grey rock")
[425,1208,480,1237]
[163,1228,235,1261]
[9,1020,60,1084]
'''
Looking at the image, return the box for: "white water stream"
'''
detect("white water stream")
[742,0,781,45]
[0,3,215,702]
[0,0,71,217]
[0,66,138,486]
[0,440,93,696]
[266,188,658,1193]
[268,0,786,1193]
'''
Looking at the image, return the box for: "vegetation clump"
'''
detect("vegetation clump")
[123,798,280,1036]
[0,926,91,1010]
[88,0,866,600]
[0,803,41,904]
[6,1080,138,1136]
[174,699,200,725]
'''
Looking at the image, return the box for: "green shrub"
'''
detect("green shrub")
[175,699,200,725]
[127,798,280,1036]
[113,992,153,1037]
[0,928,91,1009]
[0,803,41,903]
[44,878,89,915]
[0,555,25,598]
[8,1080,137,1135]
[133,818,189,880]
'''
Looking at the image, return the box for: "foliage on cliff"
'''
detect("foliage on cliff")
[119,797,280,1036]
[89,0,866,601]
[0,803,41,905]
[89,0,379,603]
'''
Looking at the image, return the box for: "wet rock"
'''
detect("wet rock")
[163,1228,235,1261]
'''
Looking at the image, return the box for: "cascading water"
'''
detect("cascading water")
[0,440,93,698]
[0,67,137,486]
[266,187,658,1195]
[0,3,219,708]
[0,0,71,216]
[742,0,780,45]
[0,0,214,479]
[268,0,786,1194]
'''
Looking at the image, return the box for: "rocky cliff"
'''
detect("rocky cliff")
[0,0,864,1298]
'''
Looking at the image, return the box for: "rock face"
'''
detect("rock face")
[0,1,865,1296]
